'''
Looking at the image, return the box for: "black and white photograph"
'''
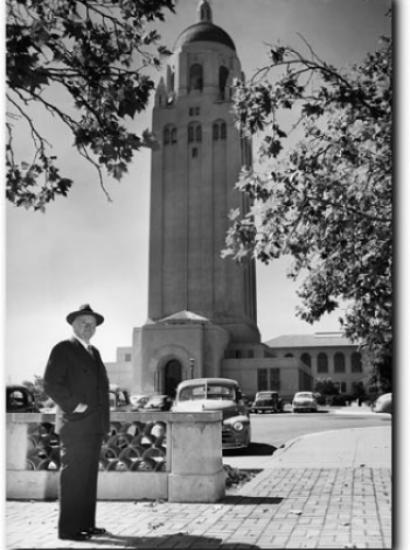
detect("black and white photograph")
[5,0,396,548]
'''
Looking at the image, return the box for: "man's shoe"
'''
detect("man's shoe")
[87,526,107,536]
[59,531,91,541]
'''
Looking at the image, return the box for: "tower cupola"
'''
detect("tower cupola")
[198,0,212,22]
[174,0,236,52]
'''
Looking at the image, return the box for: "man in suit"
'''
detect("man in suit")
[44,304,110,541]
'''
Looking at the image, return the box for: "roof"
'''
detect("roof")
[159,310,210,324]
[177,378,239,389]
[174,22,236,51]
[265,333,359,349]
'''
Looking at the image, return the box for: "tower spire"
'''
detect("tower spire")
[197,0,212,23]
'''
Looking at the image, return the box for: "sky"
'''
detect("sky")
[5,0,392,385]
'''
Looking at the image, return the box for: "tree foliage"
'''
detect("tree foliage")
[314,377,339,396]
[224,35,392,373]
[22,374,47,404]
[6,0,175,210]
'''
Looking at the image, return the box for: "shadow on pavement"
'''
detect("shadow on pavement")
[221,495,283,505]
[68,532,261,549]
[223,442,276,457]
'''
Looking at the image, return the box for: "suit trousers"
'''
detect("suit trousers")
[58,432,103,536]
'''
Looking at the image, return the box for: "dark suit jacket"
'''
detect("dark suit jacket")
[44,338,110,437]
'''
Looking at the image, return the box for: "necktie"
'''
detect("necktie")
[87,345,94,358]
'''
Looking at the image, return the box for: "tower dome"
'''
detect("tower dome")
[174,0,236,52]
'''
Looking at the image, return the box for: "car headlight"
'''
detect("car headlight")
[233,421,244,431]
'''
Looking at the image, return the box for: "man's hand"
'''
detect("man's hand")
[73,403,88,413]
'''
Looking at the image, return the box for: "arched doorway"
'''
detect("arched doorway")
[164,359,182,398]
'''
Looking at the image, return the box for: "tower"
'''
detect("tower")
[149,0,259,343]
[132,0,261,396]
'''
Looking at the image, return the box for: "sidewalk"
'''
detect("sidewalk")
[5,426,392,549]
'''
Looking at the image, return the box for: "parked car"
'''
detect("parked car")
[292,391,318,413]
[373,392,392,413]
[6,385,39,412]
[109,386,132,411]
[141,394,173,412]
[250,391,282,414]
[129,394,151,410]
[172,378,251,449]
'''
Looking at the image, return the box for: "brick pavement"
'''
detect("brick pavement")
[5,427,392,549]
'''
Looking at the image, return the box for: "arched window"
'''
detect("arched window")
[188,124,194,143]
[301,353,311,368]
[334,352,346,373]
[188,122,201,144]
[284,353,294,358]
[219,66,229,99]
[351,352,363,373]
[317,353,328,373]
[164,125,177,146]
[163,126,170,145]
[195,124,202,142]
[189,63,203,92]
[213,120,226,141]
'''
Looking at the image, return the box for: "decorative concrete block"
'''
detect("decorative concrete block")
[7,471,58,500]
[7,421,28,470]
[168,469,226,502]
[98,472,168,500]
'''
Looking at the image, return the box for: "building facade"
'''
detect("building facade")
[265,333,370,395]
[106,332,368,400]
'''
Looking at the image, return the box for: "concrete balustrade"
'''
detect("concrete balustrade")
[6,411,225,503]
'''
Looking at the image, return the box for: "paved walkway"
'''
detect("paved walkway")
[5,426,392,549]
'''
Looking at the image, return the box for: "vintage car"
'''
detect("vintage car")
[109,385,132,411]
[292,391,318,413]
[250,391,283,414]
[373,392,392,414]
[172,378,251,449]
[141,394,173,412]
[6,385,39,413]
[129,394,151,410]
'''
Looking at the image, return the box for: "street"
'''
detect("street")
[223,408,391,469]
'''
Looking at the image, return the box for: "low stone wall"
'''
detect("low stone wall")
[6,411,225,503]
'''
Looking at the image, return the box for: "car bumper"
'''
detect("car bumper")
[222,426,250,449]
[292,404,317,411]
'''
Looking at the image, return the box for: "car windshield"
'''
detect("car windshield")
[296,392,313,399]
[9,390,27,407]
[179,383,236,401]
[257,392,275,399]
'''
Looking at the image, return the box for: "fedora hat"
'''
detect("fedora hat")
[66,304,104,326]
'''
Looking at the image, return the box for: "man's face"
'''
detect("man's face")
[72,315,97,343]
